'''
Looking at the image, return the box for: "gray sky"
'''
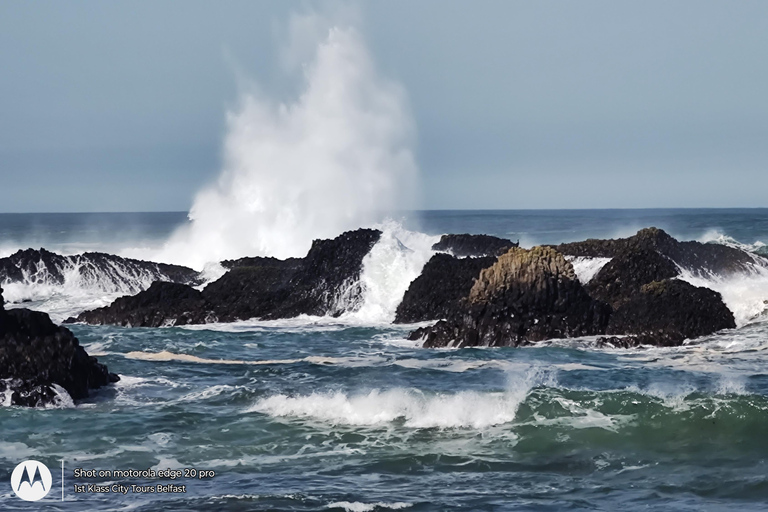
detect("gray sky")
[2,0,767,212]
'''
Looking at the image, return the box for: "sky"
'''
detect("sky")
[1,0,767,212]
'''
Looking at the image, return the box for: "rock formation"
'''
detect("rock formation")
[0,248,200,302]
[394,254,496,323]
[602,279,735,346]
[74,228,382,327]
[409,247,612,348]
[553,227,763,276]
[0,286,118,407]
[432,234,517,257]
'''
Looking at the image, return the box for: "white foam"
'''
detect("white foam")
[677,266,768,327]
[1,253,185,322]
[327,502,411,512]
[341,221,438,324]
[565,256,611,284]
[248,368,552,429]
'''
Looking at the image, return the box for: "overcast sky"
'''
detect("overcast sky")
[2,0,767,212]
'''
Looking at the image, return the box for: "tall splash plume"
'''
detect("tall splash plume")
[156,17,418,270]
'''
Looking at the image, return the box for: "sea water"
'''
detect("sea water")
[2,209,768,511]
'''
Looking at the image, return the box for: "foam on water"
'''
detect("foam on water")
[566,256,611,284]
[248,368,553,429]
[327,502,411,512]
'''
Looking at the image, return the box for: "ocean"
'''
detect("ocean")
[2,209,768,511]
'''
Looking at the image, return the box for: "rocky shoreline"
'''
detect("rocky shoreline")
[2,227,764,351]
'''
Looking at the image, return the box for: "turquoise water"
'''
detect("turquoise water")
[2,210,768,511]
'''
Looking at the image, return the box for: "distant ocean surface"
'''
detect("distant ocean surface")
[2,209,768,511]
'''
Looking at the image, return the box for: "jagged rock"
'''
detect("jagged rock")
[553,227,762,276]
[394,254,496,323]
[73,281,214,327]
[261,228,381,319]
[432,234,517,258]
[604,279,735,344]
[409,247,612,348]
[0,286,118,407]
[75,228,382,326]
[0,248,200,303]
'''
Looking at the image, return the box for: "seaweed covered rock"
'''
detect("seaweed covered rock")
[74,281,214,327]
[432,234,517,257]
[410,247,611,348]
[0,286,119,407]
[394,254,496,323]
[604,279,735,344]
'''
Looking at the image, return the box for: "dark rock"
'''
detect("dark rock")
[74,281,215,327]
[432,234,517,258]
[220,256,302,270]
[0,248,201,303]
[553,227,763,276]
[605,279,735,344]
[203,259,301,322]
[394,253,496,323]
[75,228,382,326]
[409,247,612,348]
[261,228,381,319]
[585,248,679,309]
[0,286,118,407]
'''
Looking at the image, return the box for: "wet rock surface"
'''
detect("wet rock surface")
[605,279,736,341]
[0,286,118,407]
[73,281,214,327]
[394,254,496,323]
[432,234,517,257]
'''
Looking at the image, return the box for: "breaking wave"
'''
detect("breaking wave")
[248,368,553,428]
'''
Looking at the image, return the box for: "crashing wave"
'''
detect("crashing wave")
[0,248,199,321]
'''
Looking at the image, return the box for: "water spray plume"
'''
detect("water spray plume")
[157,19,418,270]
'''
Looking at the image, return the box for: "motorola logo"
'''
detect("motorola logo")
[11,460,52,501]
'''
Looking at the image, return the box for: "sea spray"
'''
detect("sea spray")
[341,221,438,324]
[154,16,418,270]
[248,366,554,429]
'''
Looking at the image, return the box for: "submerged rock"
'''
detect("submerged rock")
[409,247,612,348]
[394,254,496,323]
[432,234,517,258]
[0,286,118,407]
